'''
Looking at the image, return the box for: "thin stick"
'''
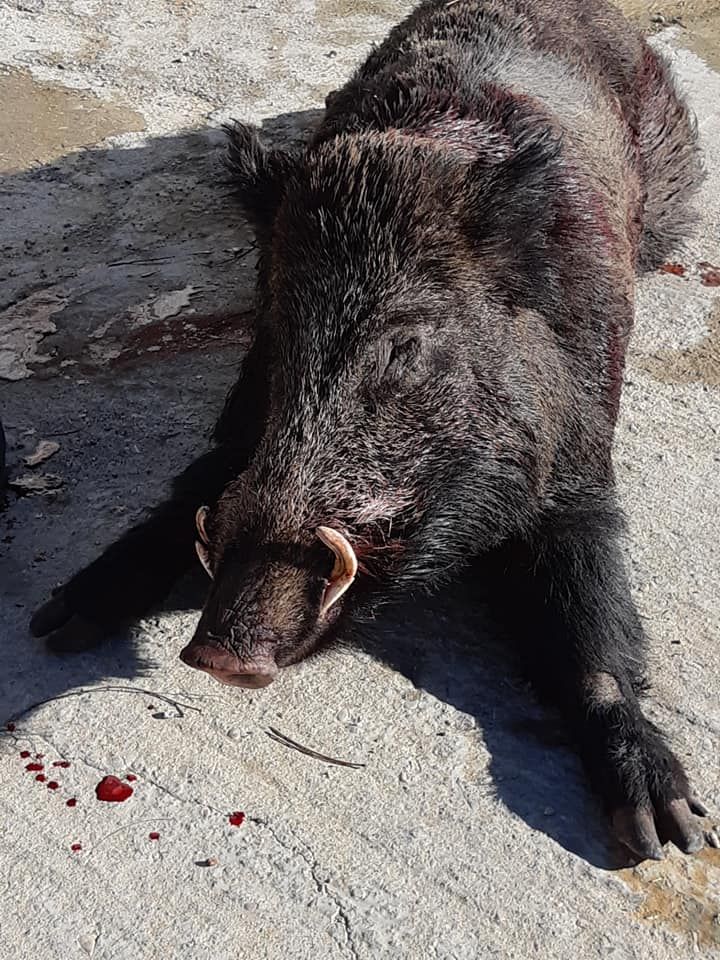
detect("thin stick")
[9,685,202,723]
[107,251,213,267]
[266,726,365,769]
[45,427,83,437]
[87,818,178,855]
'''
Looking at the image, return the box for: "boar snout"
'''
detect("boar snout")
[179,639,278,688]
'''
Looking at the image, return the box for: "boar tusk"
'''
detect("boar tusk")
[195,539,214,579]
[316,525,358,615]
[196,505,210,545]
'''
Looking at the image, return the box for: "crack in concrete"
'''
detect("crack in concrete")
[252,816,361,960]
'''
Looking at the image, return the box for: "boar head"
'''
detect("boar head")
[180,118,560,687]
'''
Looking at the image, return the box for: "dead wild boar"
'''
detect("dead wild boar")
[31,0,707,861]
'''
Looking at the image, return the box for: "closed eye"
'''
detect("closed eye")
[381,336,421,381]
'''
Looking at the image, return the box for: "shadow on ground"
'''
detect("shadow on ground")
[1,106,622,872]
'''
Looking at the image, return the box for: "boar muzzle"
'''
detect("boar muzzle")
[179,640,279,688]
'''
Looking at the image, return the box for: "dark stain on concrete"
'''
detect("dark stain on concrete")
[620,846,720,949]
[0,67,145,173]
[636,302,720,387]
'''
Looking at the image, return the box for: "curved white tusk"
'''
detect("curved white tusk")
[316,525,358,616]
[196,505,210,545]
[195,540,214,579]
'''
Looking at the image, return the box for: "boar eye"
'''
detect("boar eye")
[380,336,421,382]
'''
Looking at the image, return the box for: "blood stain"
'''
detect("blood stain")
[701,267,720,287]
[35,754,44,759]
[36,774,47,782]
[228,811,245,827]
[26,762,44,772]
[125,773,138,782]
[149,832,160,841]
[53,760,71,768]
[66,798,77,807]
[20,750,30,759]
[70,843,82,852]
[95,775,134,802]
[661,262,686,276]
[47,781,60,790]
[6,722,16,732]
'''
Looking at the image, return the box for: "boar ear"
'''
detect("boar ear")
[223,121,298,230]
[460,123,563,300]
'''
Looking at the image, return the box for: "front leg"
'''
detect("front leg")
[499,497,707,860]
[30,444,240,652]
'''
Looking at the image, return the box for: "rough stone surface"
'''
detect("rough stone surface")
[0,4,719,959]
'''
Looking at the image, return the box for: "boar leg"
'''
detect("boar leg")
[31,333,269,652]
[497,499,707,860]
[29,445,243,652]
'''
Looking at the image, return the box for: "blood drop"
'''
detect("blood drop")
[95,775,134,802]
[228,811,245,827]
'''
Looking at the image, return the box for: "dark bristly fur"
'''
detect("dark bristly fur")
[31,0,706,860]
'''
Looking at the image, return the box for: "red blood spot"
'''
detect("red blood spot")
[125,774,138,782]
[26,762,44,772]
[70,843,82,852]
[660,262,686,276]
[53,760,71,768]
[95,775,134,802]
[47,781,60,790]
[228,811,245,827]
[35,754,44,759]
[701,267,720,287]
[66,798,77,808]
[6,722,16,732]
[36,774,47,783]
[149,832,160,841]
[20,750,30,759]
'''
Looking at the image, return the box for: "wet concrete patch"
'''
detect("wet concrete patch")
[0,68,145,173]
[637,301,720,386]
[620,846,720,949]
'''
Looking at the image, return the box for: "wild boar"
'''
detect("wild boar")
[31,0,707,861]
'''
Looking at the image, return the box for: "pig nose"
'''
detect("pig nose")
[179,641,278,688]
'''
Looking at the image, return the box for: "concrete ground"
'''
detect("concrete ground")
[1,2,719,958]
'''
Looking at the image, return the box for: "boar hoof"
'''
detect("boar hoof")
[612,795,707,861]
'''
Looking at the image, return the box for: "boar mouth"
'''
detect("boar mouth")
[179,640,279,688]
